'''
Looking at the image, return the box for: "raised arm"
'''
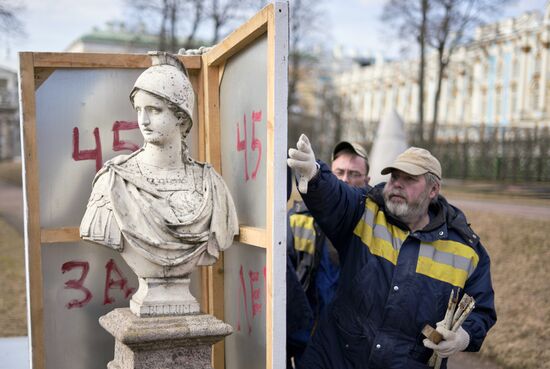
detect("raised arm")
[287,134,366,253]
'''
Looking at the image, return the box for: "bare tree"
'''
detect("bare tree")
[126,0,205,52]
[185,0,204,48]
[0,0,25,46]
[382,0,430,144]
[205,0,252,44]
[426,0,515,145]
[382,0,515,145]
[126,0,259,50]
[250,0,324,112]
[287,0,324,111]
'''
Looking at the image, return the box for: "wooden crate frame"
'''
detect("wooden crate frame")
[19,3,287,369]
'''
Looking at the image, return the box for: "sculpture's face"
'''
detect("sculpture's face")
[134,90,181,145]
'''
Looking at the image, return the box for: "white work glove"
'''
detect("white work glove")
[423,323,470,358]
[287,134,318,193]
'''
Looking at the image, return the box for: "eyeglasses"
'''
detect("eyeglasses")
[334,169,366,179]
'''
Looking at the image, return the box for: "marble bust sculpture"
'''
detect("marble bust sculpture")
[80,52,239,316]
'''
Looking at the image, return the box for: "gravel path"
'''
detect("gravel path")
[449,197,550,220]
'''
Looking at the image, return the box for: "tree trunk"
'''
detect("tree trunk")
[211,0,221,44]
[417,0,428,145]
[185,1,203,49]
[158,0,169,51]
[169,0,177,52]
[430,52,446,146]
[288,50,301,108]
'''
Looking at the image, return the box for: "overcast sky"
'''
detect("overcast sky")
[0,0,548,70]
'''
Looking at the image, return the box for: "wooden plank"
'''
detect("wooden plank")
[202,60,221,169]
[264,4,289,369]
[40,227,80,243]
[237,226,267,248]
[34,68,55,90]
[218,62,226,85]
[210,256,226,369]
[31,52,201,70]
[206,4,270,67]
[37,225,266,247]
[201,54,223,369]
[19,52,45,369]
[265,7,276,369]
[200,266,210,313]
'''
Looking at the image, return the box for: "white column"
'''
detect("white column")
[471,56,482,124]
[457,67,466,124]
[518,36,531,118]
[538,29,550,115]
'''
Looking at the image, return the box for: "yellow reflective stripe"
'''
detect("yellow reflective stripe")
[290,213,316,255]
[416,239,479,287]
[417,256,469,288]
[354,199,408,265]
[365,200,409,242]
[290,214,315,230]
[294,238,315,254]
[430,239,480,265]
[354,220,400,263]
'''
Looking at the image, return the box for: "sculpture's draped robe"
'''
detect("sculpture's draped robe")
[80,151,238,267]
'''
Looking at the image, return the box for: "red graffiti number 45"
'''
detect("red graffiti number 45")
[236,110,263,181]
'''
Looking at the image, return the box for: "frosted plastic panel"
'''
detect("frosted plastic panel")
[33,68,201,369]
[41,242,138,369]
[220,37,267,228]
[41,242,201,369]
[35,69,198,228]
[224,242,266,369]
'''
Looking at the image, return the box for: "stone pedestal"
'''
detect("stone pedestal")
[130,277,200,317]
[99,308,232,369]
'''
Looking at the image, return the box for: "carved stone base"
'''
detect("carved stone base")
[99,308,232,369]
[130,277,200,316]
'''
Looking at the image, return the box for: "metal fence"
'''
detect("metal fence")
[412,124,550,182]
[289,112,550,182]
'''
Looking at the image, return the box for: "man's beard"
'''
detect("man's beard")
[383,185,431,223]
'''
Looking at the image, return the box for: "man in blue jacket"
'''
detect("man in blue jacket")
[287,141,370,368]
[287,134,496,369]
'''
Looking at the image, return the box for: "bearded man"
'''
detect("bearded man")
[287,134,496,369]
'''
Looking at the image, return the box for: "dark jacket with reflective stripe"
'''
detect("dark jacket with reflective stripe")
[298,162,496,369]
[287,201,340,345]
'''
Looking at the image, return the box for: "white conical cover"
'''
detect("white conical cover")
[368,109,409,185]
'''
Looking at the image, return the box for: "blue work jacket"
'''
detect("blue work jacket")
[298,162,497,369]
[288,201,340,346]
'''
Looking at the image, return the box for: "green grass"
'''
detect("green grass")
[0,217,27,336]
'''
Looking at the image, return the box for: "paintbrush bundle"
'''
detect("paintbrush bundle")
[422,289,476,368]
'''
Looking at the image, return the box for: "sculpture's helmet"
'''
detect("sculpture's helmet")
[130,51,194,129]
